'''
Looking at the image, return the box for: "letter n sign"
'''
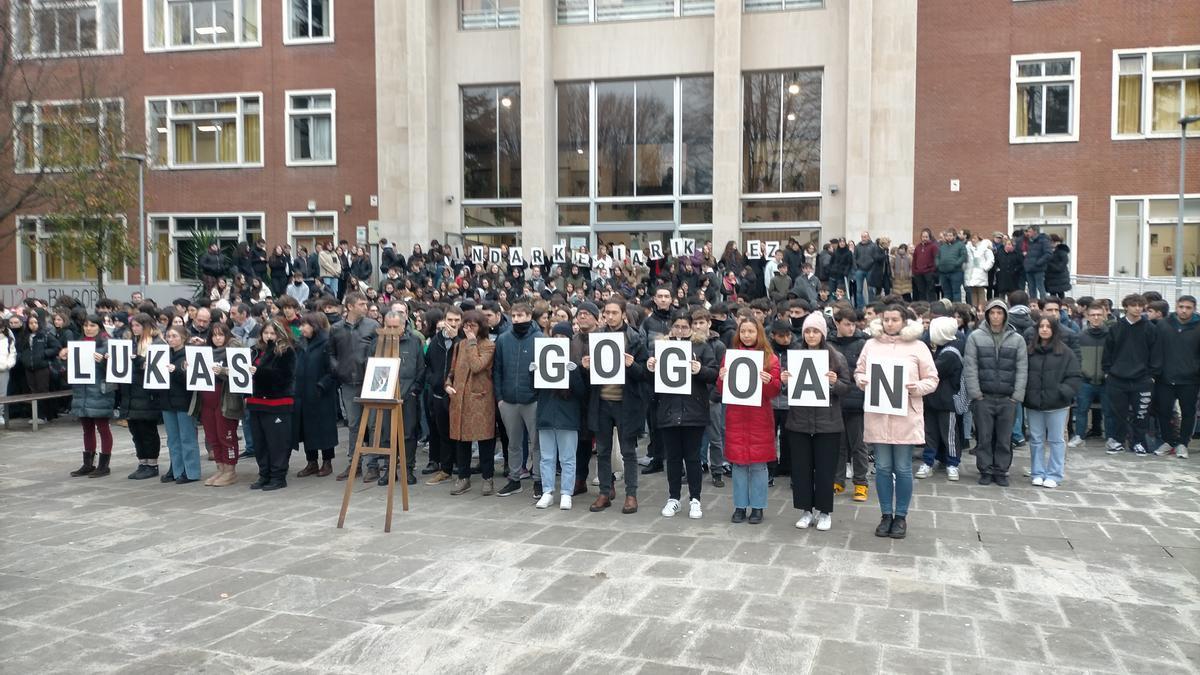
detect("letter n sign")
[864,358,908,416]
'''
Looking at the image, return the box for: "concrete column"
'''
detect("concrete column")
[404,0,441,245]
[710,1,743,248]
[519,0,555,250]
[843,0,873,240]
[373,0,409,244]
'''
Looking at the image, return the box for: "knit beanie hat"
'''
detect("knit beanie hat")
[929,316,958,347]
[551,321,573,338]
[577,301,600,319]
[802,312,828,339]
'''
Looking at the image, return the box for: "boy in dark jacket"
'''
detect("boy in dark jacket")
[1102,294,1161,455]
[918,317,965,481]
[829,307,870,500]
[692,308,729,486]
[1153,295,1199,458]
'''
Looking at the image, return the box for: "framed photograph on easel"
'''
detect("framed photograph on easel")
[360,357,401,400]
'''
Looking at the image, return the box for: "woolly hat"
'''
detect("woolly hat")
[802,312,828,339]
[929,316,958,347]
[577,301,600,319]
[551,321,573,338]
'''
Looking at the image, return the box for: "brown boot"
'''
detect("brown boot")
[450,478,471,495]
[212,466,238,487]
[204,464,224,486]
[336,465,352,481]
[622,496,639,514]
[316,460,333,477]
[589,494,612,512]
[296,461,319,478]
[572,479,588,496]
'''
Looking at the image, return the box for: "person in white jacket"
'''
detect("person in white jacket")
[0,314,16,425]
[964,233,995,309]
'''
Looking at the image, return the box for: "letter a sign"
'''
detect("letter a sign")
[534,337,570,390]
[787,349,830,407]
[864,358,908,416]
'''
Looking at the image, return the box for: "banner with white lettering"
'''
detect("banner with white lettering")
[185,346,217,392]
[143,344,171,390]
[746,240,763,260]
[722,349,763,406]
[226,347,254,395]
[533,337,570,390]
[67,340,97,385]
[648,241,665,261]
[588,332,626,386]
[106,339,133,384]
[654,340,692,395]
[864,358,908,416]
[787,349,830,408]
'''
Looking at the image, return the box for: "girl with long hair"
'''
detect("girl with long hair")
[1025,317,1082,488]
[161,326,202,483]
[124,314,165,479]
[66,315,117,477]
[247,320,297,491]
[201,322,245,486]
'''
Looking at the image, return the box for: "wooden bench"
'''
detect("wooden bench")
[0,391,73,431]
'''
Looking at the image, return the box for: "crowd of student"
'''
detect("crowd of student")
[0,231,1195,540]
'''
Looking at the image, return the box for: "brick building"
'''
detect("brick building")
[914,0,1200,280]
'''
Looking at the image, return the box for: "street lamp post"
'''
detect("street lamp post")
[119,153,147,295]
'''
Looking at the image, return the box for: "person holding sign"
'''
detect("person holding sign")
[121,315,165,480]
[717,317,782,525]
[782,314,853,532]
[66,316,117,478]
[160,327,203,484]
[198,322,246,486]
[644,310,719,520]
[246,320,298,491]
[854,306,939,540]
[533,322,587,510]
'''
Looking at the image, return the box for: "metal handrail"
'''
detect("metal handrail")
[1069,274,1200,304]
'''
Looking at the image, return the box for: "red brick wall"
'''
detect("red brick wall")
[914,0,1200,275]
[0,0,378,286]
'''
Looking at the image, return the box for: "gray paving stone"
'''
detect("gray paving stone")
[917,612,978,655]
[812,638,882,673]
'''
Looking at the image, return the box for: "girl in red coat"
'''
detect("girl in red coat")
[717,317,782,524]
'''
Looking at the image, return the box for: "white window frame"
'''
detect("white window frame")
[13,97,125,174]
[558,0,714,25]
[145,92,265,170]
[1111,45,1200,140]
[143,0,261,53]
[284,89,336,166]
[148,212,265,283]
[286,211,339,252]
[1007,195,1078,276]
[1108,194,1200,278]
[16,214,127,283]
[1009,51,1081,144]
[10,0,124,59]
[459,0,519,30]
[283,0,333,44]
[743,0,823,13]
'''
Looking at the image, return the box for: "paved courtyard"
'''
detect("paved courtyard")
[0,420,1198,674]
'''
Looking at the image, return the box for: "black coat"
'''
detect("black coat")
[163,347,193,412]
[783,344,853,435]
[17,330,59,372]
[586,325,650,436]
[1045,244,1071,295]
[119,341,164,422]
[646,337,718,429]
[995,248,1025,295]
[292,332,339,450]
[250,346,297,402]
[828,331,867,410]
[828,247,854,279]
[1024,343,1081,411]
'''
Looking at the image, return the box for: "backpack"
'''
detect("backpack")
[940,344,970,415]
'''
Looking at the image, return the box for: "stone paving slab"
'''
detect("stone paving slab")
[0,420,1198,673]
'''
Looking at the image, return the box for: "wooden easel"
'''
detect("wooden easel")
[336,327,410,532]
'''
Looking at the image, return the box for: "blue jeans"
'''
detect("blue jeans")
[854,269,872,307]
[872,444,913,517]
[323,276,340,297]
[730,462,768,509]
[1012,404,1025,443]
[163,410,202,480]
[1027,408,1068,482]
[1025,271,1046,300]
[938,270,964,302]
[1074,381,1115,439]
[538,428,577,494]
[241,408,256,455]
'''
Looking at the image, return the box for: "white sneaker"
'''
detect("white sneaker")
[661,498,681,517]
[946,466,960,481]
[795,510,814,529]
[614,471,622,482]
[1154,443,1175,457]
[1105,438,1123,453]
[915,463,933,479]
[815,512,832,531]
[560,494,573,510]
[1022,469,1032,477]
[536,492,554,509]
[1067,435,1084,448]
[637,455,652,467]
[591,475,600,485]
[1042,479,1058,488]
[688,498,703,519]
[1177,444,1189,459]
[845,463,853,480]
[1031,476,1044,487]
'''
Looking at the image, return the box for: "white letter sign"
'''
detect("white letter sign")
[588,332,625,386]
[864,358,908,416]
[787,349,830,408]
[631,249,646,266]
[722,349,763,406]
[613,244,627,262]
[765,241,781,259]
[143,344,171,390]
[746,240,763,260]
[106,339,133,384]
[654,340,692,395]
[67,341,96,385]
[552,243,567,264]
[530,247,545,266]
[509,247,525,266]
[471,246,485,264]
[534,337,570,390]
[226,347,254,395]
[487,247,502,265]
[185,346,216,392]
[648,240,665,260]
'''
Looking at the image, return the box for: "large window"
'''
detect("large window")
[151,214,263,282]
[460,0,518,30]
[1010,53,1079,143]
[285,0,332,43]
[14,99,124,173]
[287,212,337,254]
[11,0,122,57]
[286,90,335,165]
[743,70,822,227]
[1008,197,1077,275]
[147,94,263,169]
[145,0,260,51]
[557,0,712,24]
[555,76,713,232]
[1111,196,1200,278]
[462,85,521,236]
[744,0,822,11]
[17,215,126,283]
[1113,47,1200,138]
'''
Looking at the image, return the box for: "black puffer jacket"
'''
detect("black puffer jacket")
[828,331,867,411]
[648,336,718,428]
[1045,244,1071,295]
[249,346,297,403]
[925,337,965,413]
[163,347,193,412]
[17,330,59,372]
[120,340,164,422]
[784,344,853,435]
[1024,342,1082,411]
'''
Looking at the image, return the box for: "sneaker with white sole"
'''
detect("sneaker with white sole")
[845,463,853,480]
[560,494,573,510]
[795,510,814,529]
[591,475,600,485]
[1042,479,1058,488]
[1032,476,1044,486]
[1154,443,1175,457]
[946,466,960,481]
[1105,438,1123,454]
[1133,444,1148,456]
[661,498,681,517]
[1067,435,1084,448]
[535,492,554,509]
[915,463,933,479]
[1177,444,1189,459]
[816,512,832,531]
[688,498,703,519]
[637,455,652,467]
